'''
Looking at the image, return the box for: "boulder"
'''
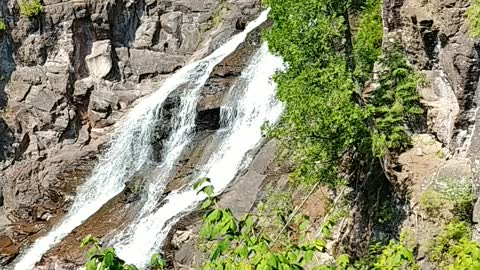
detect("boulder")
[161,12,183,34]
[85,40,112,79]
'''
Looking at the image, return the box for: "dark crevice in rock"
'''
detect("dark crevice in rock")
[72,18,96,80]
[14,133,29,160]
[59,113,80,145]
[151,20,162,47]
[109,0,145,47]
[105,45,122,82]
[453,45,480,147]
[0,19,15,109]
[421,30,439,61]
[0,119,14,163]
[383,0,406,31]
[152,94,181,162]
[195,108,221,131]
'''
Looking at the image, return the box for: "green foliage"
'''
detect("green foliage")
[81,235,166,270]
[265,0,368,185]
[197,183,326,269]
[446,238,480,269]
[19,0,43,18]
[428,221,480,269]
[468,0,480,37]
[419,189,450,218]
[255,187,295,243]
[0,18,5,32]
[265,0,422,186]
[353,0,384,85]
[368,48,424,157]
[420,177,474,221]
[212,1,226,27]
[150,254,167,270]
[81,235,139,270]
[312,233,419,270]
[371,239,418,270]
[267,57,370,185]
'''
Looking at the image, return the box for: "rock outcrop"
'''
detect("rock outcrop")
[383,0,480,153]
[384,0,480,254]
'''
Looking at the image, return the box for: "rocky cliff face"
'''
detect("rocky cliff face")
[383,0,480,153]
[0,0,261,264]
[383,0,480,265]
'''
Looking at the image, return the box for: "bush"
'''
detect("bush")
[197,180,326,269]
[353,0,384,85]
[0,19,5,32]
[428,221,480,269]
[420,177,474,221]
[81,235,167,270]
[371,239,419,270]
[19,0,43,18]
[468,0,480,37]
[419,189,450,218]
[369,48,424,157]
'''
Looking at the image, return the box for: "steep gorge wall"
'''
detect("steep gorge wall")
[0,0,261,264]
[383,0,480,153]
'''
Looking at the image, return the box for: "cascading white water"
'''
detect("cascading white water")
[113,43,284,267]
[13,10,270,270]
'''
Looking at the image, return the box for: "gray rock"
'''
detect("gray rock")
[156,29,180,53]
[179,23,201,53]
[85,40,113,79]
[173,0,216,12]
[128,49,185,77]
[474,199,480,242]
[134,19,160,48]
[161,12,183,34]
[218,141,277,218]
[419,70,460,145]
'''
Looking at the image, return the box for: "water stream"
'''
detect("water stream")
[113,43,284,267]
[13,10,270,270]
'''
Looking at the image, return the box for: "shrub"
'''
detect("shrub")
[81,235,167,270]
[0,19,5,32]
[420,177,474,221]
[369,48,424,157]
[467,0,480,37]
[19,0,43,18]
[419,189,450,218]
[353,0,384,85]
[428,221,480,269]
[196,179,326,269]
[372,239,419,270]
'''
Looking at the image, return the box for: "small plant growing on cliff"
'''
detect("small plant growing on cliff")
[420,177,474,221]
[427,221,480,268]
[369,48,424,157]
[370,233,419,270]
[0,18,6,32]
[19,0,43,18]
[81,235,167,270]
[468,0,480,37]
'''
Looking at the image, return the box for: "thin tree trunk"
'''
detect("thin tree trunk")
[344,11,356,73]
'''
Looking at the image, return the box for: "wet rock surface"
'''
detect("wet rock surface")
[0,0,262,267]
[165,139,287,269]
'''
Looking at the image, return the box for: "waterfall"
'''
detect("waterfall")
[13,10,270,270]
[112,43,284,267]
